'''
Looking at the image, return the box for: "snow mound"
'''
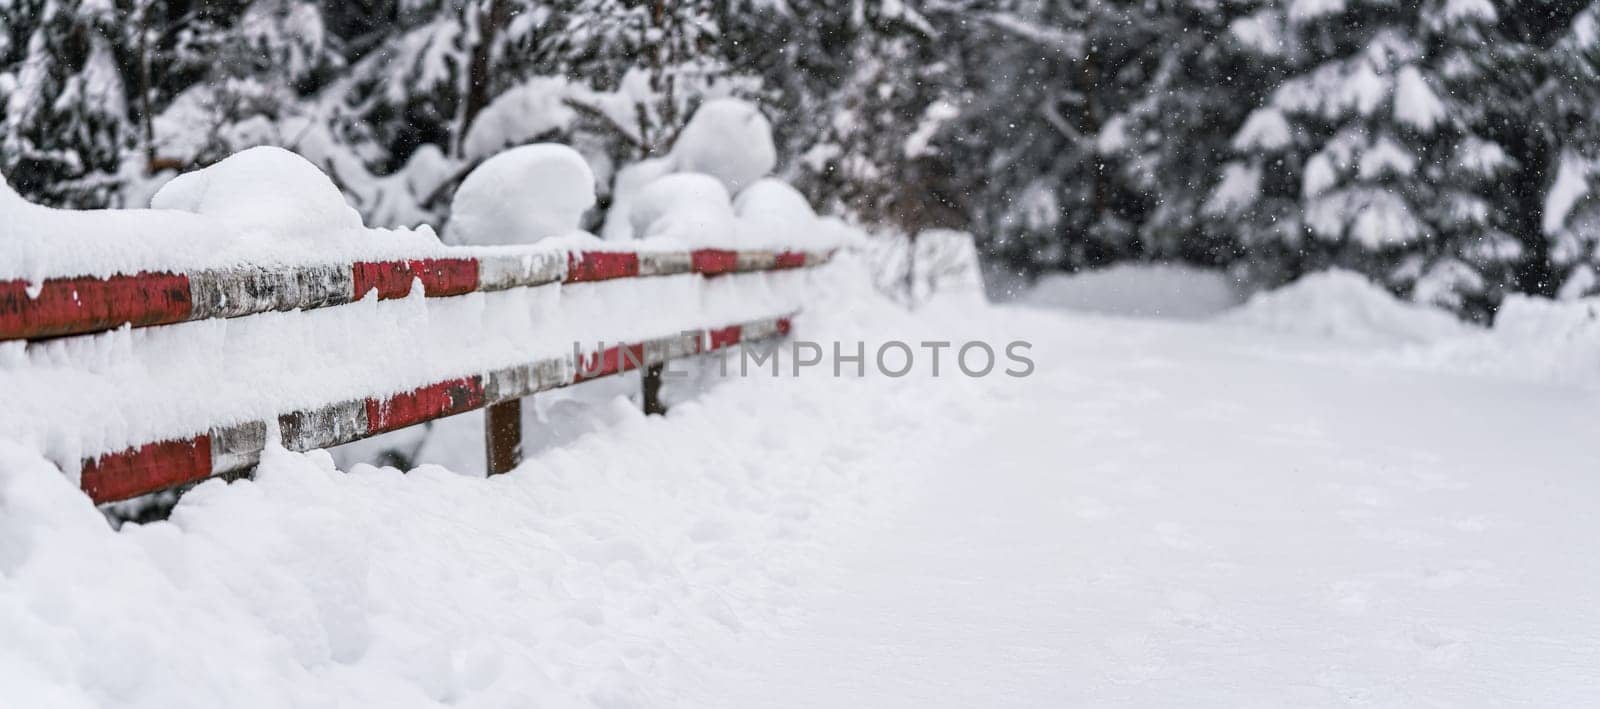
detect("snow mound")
[599,100,782,242]
[0,177,226,281]
[1437,295,1600,387]
[1228,269,1474,345]
[151,146,364,238]
[912,229,986,305]
[445,143,596,246]
[630,173,738,246]
[2,166,444,283]
[1020,264,1244,320]
[1223,270,1600,386]
[670,98,776,195]
[598,157,673,242]
[735,178,817,246]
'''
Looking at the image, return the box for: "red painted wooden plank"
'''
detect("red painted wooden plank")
[774,251,807,269]
[565,252,640,283]
[352,258,480,301]
[620,342,646,372]
[574,346,609,381]
[81,436,213,504]
[366,377,486,433]
[0,272,193,340]
[351,261,411,300]
[707,324,742,350]
[69,312,793,503]
[691,249,739,276]
[409,258,480,297]
[573,342,650,381]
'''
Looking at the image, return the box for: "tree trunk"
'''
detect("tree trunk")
[1506,131,1558,298]
[457,0,511,157]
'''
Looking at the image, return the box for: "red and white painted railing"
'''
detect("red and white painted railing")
[0,247,828,341]
[5,246,828,503]
[75,314,792,503]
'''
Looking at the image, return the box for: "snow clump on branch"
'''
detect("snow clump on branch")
[444,143,597,246]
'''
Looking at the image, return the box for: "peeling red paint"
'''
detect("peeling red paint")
[574,342,649,381]
[366,377,485,433]
[81,436,213,504]
[0,272,192,341]
[691,249,739,276]
[565,252,640,283]
[352,259,480,301]
[774,251,808,269]
[620,342,647,372]
[351,261,411,300]
[707,324,743,350]
[410,259,479,296]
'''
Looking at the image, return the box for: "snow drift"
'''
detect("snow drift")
[1019,264,1245,320]
[1227,269,1475,346]
[151,146,366,238]
[2,150,443,283]
[1227,268,1600,387]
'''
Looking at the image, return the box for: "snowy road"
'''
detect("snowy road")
[5,273,1599,706]
[676,303,1600,706]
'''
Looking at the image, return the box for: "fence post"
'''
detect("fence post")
[642,364,667,416]
[485,398,522,475]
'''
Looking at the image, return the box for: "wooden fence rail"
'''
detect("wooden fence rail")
[6,246,827,503]
[0,248,827,342]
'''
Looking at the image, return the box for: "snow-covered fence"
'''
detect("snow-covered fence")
[5,108,851,507]
[0,248,828,342]
[2,247,831,504]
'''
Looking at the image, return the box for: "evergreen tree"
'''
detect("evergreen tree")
[941,0,1266,279]
[1,0,1596,314]
[338,0,471,171]
[1213,0,1525,314]
[799,10,961,231]
[1,0,135,206]
[1474,0,1600,299]
[1091,0,1272,269]
[543,0,732,158]
[1542,3,1600,297]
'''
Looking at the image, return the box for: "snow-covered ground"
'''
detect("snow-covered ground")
[4,260,1598,706]
[681,291,1600,706]
[1018,263,1246,319]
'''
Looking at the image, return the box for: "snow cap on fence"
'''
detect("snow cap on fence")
[600,98,776,242]
[151,146,365,239]
[735,178,819,247]
[631,173,739,247]
[445,143,597,247]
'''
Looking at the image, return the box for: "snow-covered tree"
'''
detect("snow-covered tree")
[1090,0,1273,269]
[720,0,963,233]
[1213,0,1526,314]
[1,0,135,206]
[1475,1,1600,300]
[2,0,1596,313]
[543,0,736,158]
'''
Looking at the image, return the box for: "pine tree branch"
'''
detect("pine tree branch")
[562,97,649,153]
